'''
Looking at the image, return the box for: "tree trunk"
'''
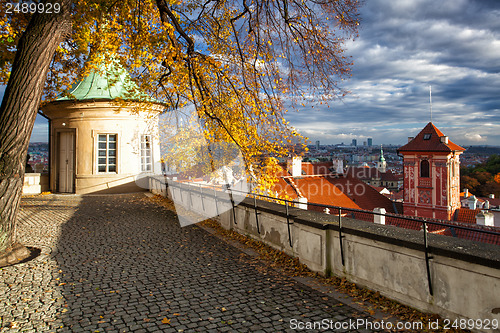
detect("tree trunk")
[0,2,71,255]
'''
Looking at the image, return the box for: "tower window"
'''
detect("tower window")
[423,134,431,140]
[420,160,430,178]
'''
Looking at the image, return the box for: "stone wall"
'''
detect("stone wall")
[149,176,500,327]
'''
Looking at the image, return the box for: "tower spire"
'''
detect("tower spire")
[429,85,432,122]
[377,145,386,173]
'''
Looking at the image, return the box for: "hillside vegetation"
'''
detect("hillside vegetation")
[461,155,500,197]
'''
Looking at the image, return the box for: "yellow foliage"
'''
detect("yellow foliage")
[0,0,359,195]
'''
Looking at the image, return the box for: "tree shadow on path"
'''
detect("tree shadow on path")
[53,193,370,332]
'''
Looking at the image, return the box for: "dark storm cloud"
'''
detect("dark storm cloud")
[287,0,500,146]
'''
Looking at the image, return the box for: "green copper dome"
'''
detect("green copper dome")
[57,63,152,102]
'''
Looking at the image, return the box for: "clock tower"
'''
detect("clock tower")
[398,123,465,220]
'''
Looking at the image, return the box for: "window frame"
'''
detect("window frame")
[96,133,118,174]
[140,134,153,172]
[420,159,430,178]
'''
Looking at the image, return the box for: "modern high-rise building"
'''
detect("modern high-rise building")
[367,138,373,147]
[351,139,357,147]
[315,140,320,150]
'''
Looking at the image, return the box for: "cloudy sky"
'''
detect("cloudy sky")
[286,0,500,146]
[5,0,500,145]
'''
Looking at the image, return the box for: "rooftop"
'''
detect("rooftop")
[56,61,155,103]
[398,122,465,153]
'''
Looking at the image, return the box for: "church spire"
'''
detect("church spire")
[377,145,386,173]
[379,145,385,162]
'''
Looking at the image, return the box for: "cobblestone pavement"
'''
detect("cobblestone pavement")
[1,193,380,332]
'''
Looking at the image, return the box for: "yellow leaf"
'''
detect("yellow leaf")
[162,317,171,324]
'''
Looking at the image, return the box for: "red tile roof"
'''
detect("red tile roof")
[271,167,299,200]
[398,122,465,153]
[455,208,483,224]
[330,176,397,213]
[274,163,398,214]
[381,171,403,182]
[452,227,500,245]
[371,186,387,193]
[441,226,494,245]
[301,162,335,175]
[383,215,500,245]
[290,176,361,211]
[477,197,500,208]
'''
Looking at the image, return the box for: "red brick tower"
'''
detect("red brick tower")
[398,122,465,220]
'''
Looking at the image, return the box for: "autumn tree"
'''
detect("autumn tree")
[0,0,72,260]
[0,0,359,255]
[461,155,500,198]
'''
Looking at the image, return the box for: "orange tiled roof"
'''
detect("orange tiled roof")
[290,176,361,211]
[271,166,299,200]
[398,122,465,153]
[272,163,499,245]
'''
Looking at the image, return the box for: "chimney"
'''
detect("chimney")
[291,156,302,177]
[464,188,469,198]
[484,200,490,210]
[297,196,307,210]
[333,159,344,175]
[373,207,386,225]
[489,193,495,199]
[468,195,478,210]
[440,136,449,144]
[476,211,494,227]
[408,137,414,143]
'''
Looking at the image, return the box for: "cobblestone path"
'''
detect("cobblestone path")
[1,193,377,332]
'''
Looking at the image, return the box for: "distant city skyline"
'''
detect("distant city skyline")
[23,115,500,147]
[2,0,500,146]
